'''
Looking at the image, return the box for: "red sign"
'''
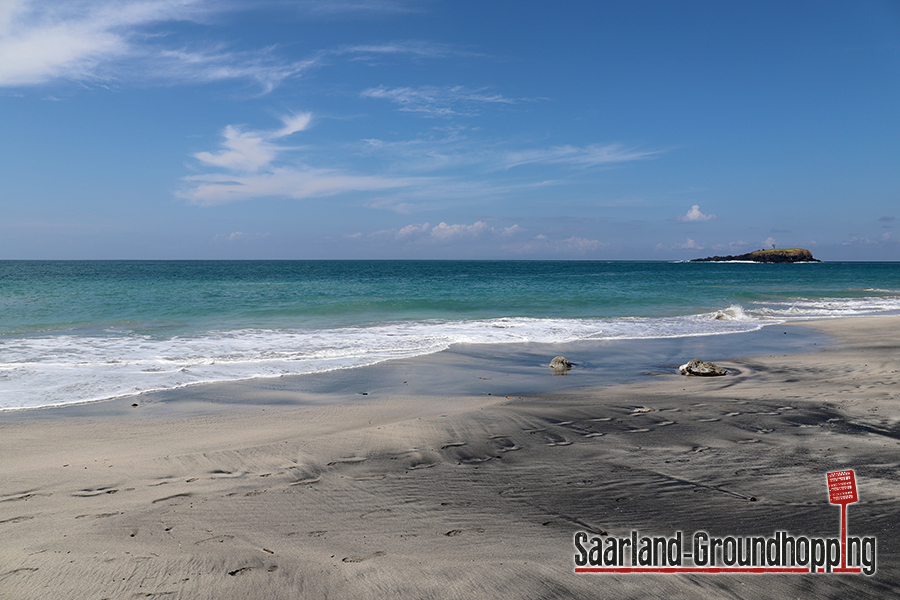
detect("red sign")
[826,470,858,505]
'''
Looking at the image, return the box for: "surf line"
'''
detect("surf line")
[573,470,876,575]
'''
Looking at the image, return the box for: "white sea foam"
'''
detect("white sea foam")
[750,296,900,318]
[2,294,899,410]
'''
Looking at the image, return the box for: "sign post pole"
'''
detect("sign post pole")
[826,470,858,570]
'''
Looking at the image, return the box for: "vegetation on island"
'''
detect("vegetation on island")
[690,248,820,263]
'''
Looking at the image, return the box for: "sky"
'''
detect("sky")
[1,1,899,260]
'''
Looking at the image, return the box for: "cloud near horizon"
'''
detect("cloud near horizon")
[374,220,520,242]
[363,221,603,256]
[676,204,716,222]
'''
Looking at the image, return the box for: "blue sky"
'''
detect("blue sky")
[1,1,898,260]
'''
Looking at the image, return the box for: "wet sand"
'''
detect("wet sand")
[1,316,898,598]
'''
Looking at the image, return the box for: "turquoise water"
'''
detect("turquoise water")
[1,260,898,409]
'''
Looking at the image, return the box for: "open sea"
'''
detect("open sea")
[1,260,899,411]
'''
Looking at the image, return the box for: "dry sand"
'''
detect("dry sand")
[1,316,899,599]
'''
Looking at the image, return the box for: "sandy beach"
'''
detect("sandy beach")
[2,315,899,599]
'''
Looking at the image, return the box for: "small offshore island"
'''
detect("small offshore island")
[691,247,821,263]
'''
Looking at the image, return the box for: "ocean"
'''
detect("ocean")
[1,260,899,411]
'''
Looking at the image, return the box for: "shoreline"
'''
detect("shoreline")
[1,315,898,598]
[1,319,832,418]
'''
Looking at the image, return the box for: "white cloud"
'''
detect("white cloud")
[498,144,661,170]
[430,220,491,240]
[181,167,413,206]
[213,231,270,242]
[677,238,704,250]
[0,0,310,89]
[396,222,431,238]
[293,1,421,17]
[192,113,312,173]
[676,205,716,222]
[276,112,313,137]
[370,220,526,244]
[183,112,414,205]
[361,84,519,117]
[501,234,606,256]
[763,236,777,248]
[337,40,461,60]
[193,126,280,172]
[710,240,749,252]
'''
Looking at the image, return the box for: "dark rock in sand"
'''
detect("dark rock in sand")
[549,356,572,375]
[679,359,727,376]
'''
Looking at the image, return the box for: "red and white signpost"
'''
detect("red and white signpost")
[826,470,858,571]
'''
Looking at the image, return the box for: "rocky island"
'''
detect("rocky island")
[691,248,821,263]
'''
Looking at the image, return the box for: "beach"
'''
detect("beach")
[2,315,899,598]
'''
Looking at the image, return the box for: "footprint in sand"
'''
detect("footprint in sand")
[72,486,119,497]
[195,534,235,545]
[341,551,386,563]
[408,460,438,469]
[2,491,52,502]
[289,476,321,486]
[0,515,35,525]
[288,465,322,486]
[458,454,494,464]
[225,568,278,576]
[558,422,602,437]
[0,568,39,582]
[151,493,193,504]
[74,512,121,519]
[444,527,485,536]
[489,436,520,452]
[287,530,327,537]
[541,431,572,446]
[327,456,368,466]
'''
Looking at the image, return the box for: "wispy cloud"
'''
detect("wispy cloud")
[497,143,661,170]
[212,231,271,242]
[354,130,662,178]
[192,113,311,172]
[371,220,522,243]
[363,220,599,255]
[361,84,521,117]
[289,0,423,17]
[0,0,311,90]
[676,204,716,222]
[181,112,416,205]
[337,40,464,60]
[501,234,605,255]
[430,220,492,240]
[182,167,414,206]
[676,238,704,250]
